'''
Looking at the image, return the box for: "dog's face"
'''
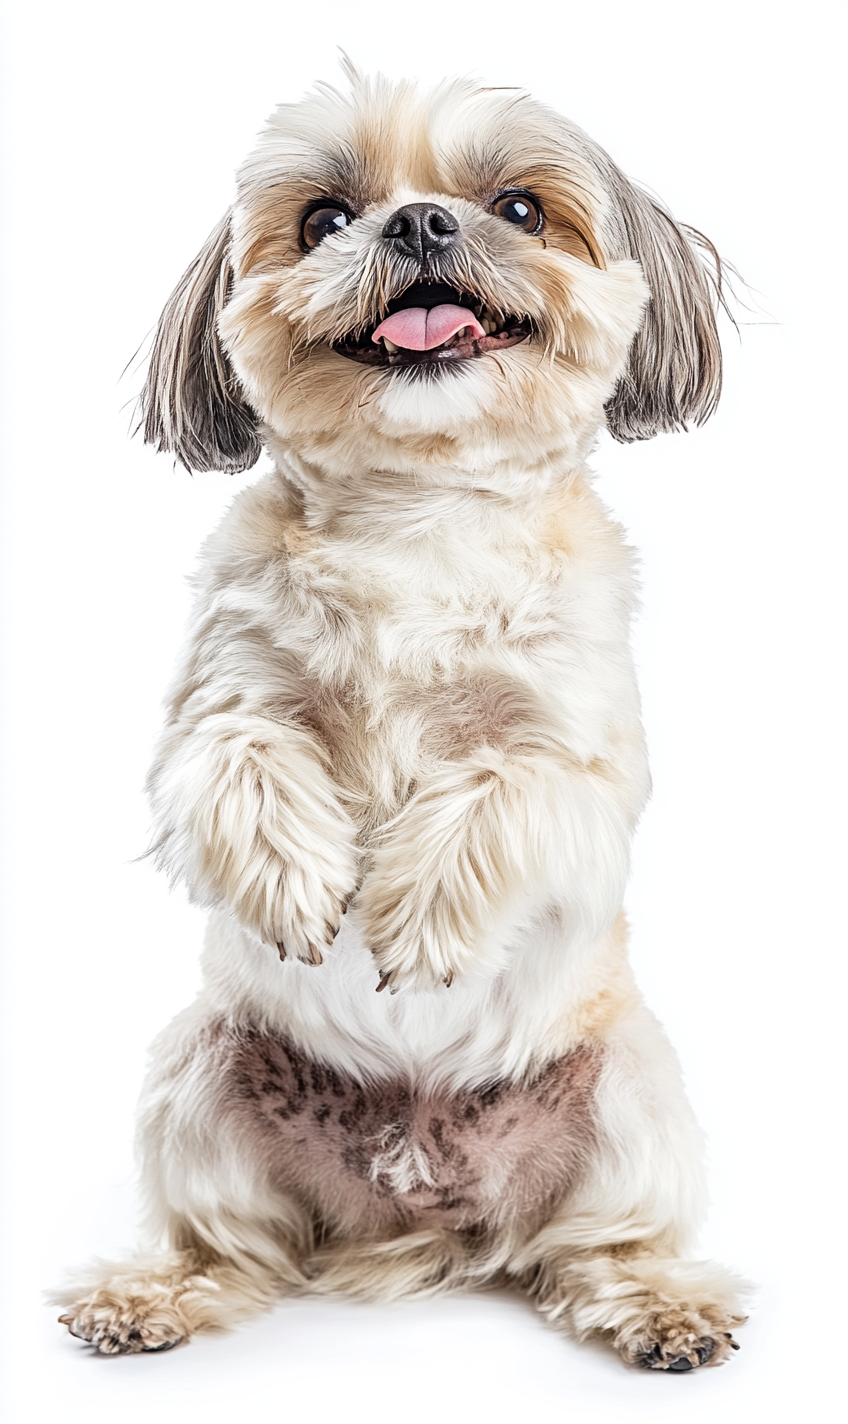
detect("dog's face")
[143,69,723,487]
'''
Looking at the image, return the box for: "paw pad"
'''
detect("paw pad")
[638,1335,732,1371]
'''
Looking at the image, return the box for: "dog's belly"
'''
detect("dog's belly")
[224,1026,602,1235]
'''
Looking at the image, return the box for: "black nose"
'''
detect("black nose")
[381,203,460,260]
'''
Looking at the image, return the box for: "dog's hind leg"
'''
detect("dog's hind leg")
[54,1240,302,1354]
[507,1003,751,1371]
[53,1003,313,1354]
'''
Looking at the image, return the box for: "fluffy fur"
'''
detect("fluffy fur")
[56,64,749,1370]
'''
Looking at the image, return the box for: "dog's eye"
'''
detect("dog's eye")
[301,204,354,250]
[491,192,542,234]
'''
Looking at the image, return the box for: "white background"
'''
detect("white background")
[1,1,845,1420]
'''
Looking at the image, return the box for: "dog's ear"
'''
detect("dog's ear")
[141,212,261,474]
[604,177,724,443]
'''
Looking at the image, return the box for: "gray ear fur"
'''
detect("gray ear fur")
[141,212,261,474]
[604,176,725,443]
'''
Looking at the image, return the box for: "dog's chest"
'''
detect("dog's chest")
[279,546,566,813]
[225,1027,602,1235]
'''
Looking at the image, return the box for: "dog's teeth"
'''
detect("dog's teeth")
[383,337,398,355]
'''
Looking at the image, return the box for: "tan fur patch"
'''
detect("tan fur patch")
[209,478,311,558]
[568,913,640,1041]
[236,183,309,276]
[537,472,625,558]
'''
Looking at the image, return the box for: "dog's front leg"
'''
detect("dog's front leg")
[359,744,634,991]
[148,712,358,962]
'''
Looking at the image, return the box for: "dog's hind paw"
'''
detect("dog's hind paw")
[616,1309,745,1372]
[535,1252,750,1373]
[630,1330,740,1371]
[59,1302,185,1355]
[53,1253,226,1355]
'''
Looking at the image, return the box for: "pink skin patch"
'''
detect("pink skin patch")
[372,305,485,351]
[213,1024,604,1237]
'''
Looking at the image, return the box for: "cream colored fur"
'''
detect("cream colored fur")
[55,65,749,1370]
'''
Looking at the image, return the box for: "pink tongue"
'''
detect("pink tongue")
[372,304,485,351]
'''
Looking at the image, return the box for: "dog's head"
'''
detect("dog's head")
[142,66,724,484]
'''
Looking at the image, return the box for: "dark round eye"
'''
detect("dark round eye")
[491,192,542,234]
[301,204,354,250]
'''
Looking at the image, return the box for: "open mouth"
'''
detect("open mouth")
[332,282,532,368]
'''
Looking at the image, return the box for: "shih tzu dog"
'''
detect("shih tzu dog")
[56,63,749,1370]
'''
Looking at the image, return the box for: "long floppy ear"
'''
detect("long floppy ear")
[141,212,261,474]
[604,177,724,443]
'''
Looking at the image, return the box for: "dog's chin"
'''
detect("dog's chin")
[331,281,532,375]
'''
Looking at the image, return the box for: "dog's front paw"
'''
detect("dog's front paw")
[253,868,352,967]
[359,758,517,991]
[220,839,355,966]
[359,870,476,993]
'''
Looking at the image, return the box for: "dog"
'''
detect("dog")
[55,62,749,1370]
